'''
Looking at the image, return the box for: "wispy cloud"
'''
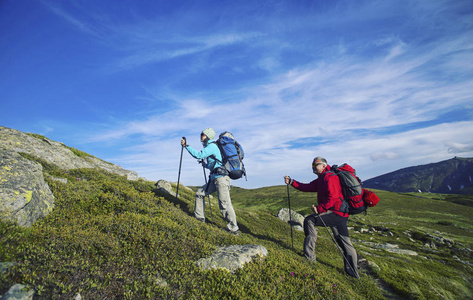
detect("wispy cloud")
[39,1,105,39]
[109,32,261,72]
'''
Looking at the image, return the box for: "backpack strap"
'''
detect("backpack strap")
[205,141,227,176]
[207,141,223,164]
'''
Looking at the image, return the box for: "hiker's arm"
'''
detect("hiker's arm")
[185,144,215,160]
[291,179,318,192]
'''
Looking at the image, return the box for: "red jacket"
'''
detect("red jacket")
[291,165,348,217]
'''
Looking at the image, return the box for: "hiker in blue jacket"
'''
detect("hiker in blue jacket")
[181,128,239,235]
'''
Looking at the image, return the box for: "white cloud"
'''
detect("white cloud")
[370,152,400,161]
[445,141,473,154]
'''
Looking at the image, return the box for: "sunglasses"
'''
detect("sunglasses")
[312,162,324,167]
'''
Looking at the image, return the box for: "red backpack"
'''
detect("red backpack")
[362,189,380,207]
[329,164,379,215]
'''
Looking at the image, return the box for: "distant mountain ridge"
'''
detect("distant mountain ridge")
[363,157,473,194]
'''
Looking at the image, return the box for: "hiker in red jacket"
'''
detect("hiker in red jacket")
[284,156,359,278]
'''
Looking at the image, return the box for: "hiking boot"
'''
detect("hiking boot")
[223,228,239,236]
[196,218,205,223]
[304,254,316,263]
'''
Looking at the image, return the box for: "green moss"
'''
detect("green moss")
[67,146,93,158]
[26,133,46,140]
[24,190,33,203]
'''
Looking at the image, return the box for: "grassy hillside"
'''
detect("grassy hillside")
[1,155,473,299]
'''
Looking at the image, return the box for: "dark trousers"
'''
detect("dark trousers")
[303,211,358,277]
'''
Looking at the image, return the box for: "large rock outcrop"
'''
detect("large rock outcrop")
[0,126,138,180]
[0,150,55,227]
[0,126,139,227]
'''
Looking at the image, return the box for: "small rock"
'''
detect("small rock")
[2,284,34,300]
[196,244,268,273]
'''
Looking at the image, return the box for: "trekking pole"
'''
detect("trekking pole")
[286,184,294,249]
[176,137,185,201]
[316,211,363,286]
[202,164,213,221]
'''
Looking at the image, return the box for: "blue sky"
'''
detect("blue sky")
[1,0,473,189]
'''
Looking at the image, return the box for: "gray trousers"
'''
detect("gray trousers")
[303,211,358,278]
[194,176,239,232]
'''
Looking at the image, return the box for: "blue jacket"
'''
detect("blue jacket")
[185,140,224,182]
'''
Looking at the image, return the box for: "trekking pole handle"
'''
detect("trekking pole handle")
[284,175,292,185]
[181,137,187,147]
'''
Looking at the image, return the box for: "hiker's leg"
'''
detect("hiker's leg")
[333,224,359,278]
[338,235,358,278]
[303,214,318,261]
[194,181,216,220]
[215,176,239,232]
[304,211,344,262]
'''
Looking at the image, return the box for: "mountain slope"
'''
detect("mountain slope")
[1,162,472,299]
[1,130,473,299]
[363,157,473,194]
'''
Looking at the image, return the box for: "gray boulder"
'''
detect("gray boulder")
[196,244,268,273]
[0,150,55,227]
[155,179,176,197]
[277,208,304,231]
[1,284,34,300]
[154,179,196,198]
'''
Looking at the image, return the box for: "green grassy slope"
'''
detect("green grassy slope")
[1,156,472,299]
